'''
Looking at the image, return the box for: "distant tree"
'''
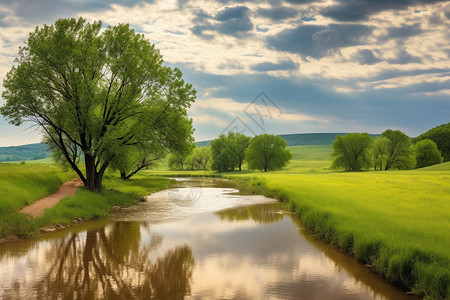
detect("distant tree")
[188,147,211,170]
[414,139,443,169]
[381,129,415,170]
[226,132,251,171]
[0,18,195,191]
[210,132,250,172]
[211,135,233,172]
[331,133,373,171]
[372,137,390,171]
[246,134,292,172]
[167,146,192,171]
[414,122,450,162]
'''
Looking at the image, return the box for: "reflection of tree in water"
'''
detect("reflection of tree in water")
[216,203,284,224]
[34,222,194,299]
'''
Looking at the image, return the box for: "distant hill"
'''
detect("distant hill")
[0,143,51,162]
[196,133,380,147]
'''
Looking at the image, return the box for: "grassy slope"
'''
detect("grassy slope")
[0,163,171,239]
[0,143,51,162]
[196,133,380,147]
[0,163,73,215]
[223,146,450,299]
[2,146,449,298]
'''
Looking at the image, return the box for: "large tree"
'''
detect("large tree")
[414,122,450,162]
[381,129,415,170]
[185,147,211,170]
[246,134,291,172]
[227,132,251,171]
[211,135,233,172]
[1,18,195,191]
[414,139,443,169]
[330,133,373,171]
[372,137,390,171]
[210,132,251,172]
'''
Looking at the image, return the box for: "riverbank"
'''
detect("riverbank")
[145,159,450,300]
[223,168,450,300]
[0,163,172,240]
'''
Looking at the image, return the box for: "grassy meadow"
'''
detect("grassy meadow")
[147,145,450,299]
[0,144,449,298]
[221,146,450,299]
[0,163,171,239]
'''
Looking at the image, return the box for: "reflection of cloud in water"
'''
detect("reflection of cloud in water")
[114,187,277,223]
[145,206,416,300]
[0,179,419,300]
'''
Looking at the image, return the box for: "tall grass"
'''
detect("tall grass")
[36,174,171,228]
[0,163,72,215]
[228,170,450,299]
[0,165,171,239]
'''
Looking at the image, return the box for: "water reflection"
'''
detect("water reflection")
[0,179,420,300]
[215,203,284,224]
[1,223,194,300]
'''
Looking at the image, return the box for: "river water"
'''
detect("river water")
[0,178,420,299]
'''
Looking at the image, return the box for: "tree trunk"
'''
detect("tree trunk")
[84,154,103,192]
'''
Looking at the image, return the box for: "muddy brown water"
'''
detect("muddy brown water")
[0,178,421,299]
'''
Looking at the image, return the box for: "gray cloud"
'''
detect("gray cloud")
[379,23,423,42]
[321,0,447,21]
[284,0,321,4]
[0,0,153,27]
[191,6,253,39]
[257,6,298,21]
[251,59,299,71]
[354,49,381,65]
[175,63,450,138]
[446,7,450,19]
[216,6,249,21]
[387,49,422,64]
[266,24,373,60]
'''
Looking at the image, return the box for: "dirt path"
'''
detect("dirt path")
[20,178,84,218]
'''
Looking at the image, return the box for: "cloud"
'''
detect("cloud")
[387,49,422,64]
[191,6,253,39]
[0,0,153,27]
[321,0,448,21]
[257,6,298,21]
[251,59,299,72]
[354,49,381,65]
[266,24,373,60]
[379,23,423,42]
[284,0,320,4]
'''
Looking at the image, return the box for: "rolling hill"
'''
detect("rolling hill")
[196,133,380,147]
[0,143,51,162]
[0,133,382,162]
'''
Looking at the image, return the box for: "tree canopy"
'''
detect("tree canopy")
[1,18,195,191]
[414,122,450,162]
[414,139,443,169]
[246,134,291,172]
[331,133,373,171]
[381,129,415,170]
[210,132,250,172]
[372,137,390,171]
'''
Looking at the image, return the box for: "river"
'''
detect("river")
[0,178,420,299]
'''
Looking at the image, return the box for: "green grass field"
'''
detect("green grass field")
[0,163,170,239]
[1,145,448,299]
[222,145,450,299]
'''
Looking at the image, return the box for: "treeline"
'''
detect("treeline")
[331,126,447,171]
[168,133,291,172]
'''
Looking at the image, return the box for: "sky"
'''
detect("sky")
[0,0,449,146]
